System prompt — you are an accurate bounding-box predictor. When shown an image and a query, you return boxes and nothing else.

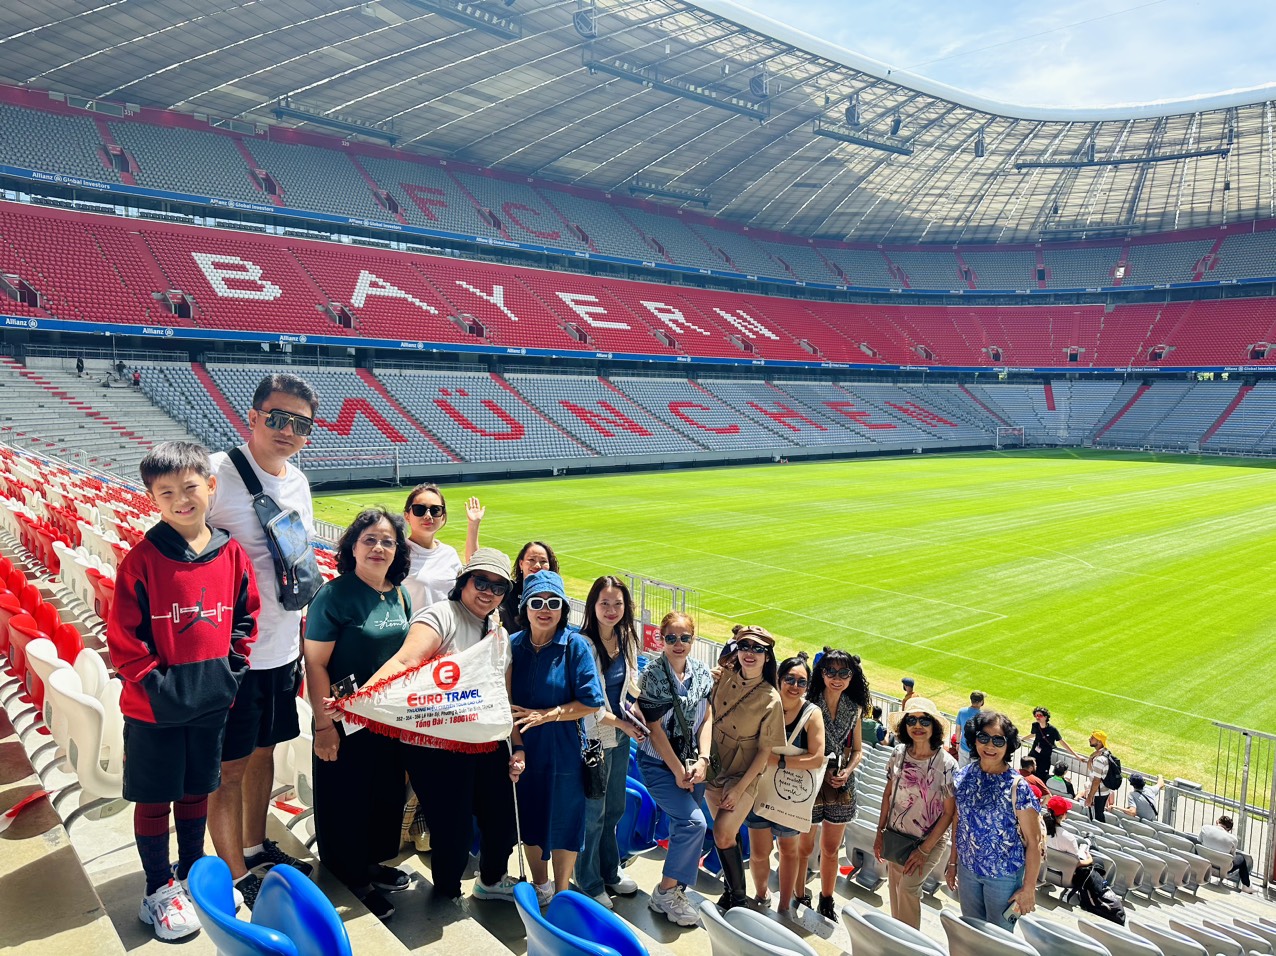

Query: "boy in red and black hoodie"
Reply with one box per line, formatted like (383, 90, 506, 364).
(107, 441, 259, 941)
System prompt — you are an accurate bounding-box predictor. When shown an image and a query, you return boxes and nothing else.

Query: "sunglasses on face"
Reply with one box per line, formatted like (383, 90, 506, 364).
(736, 640, 768, 655)
(256, 407, 313, 437)
(975, 731, 1008, 748)
(409, 503, 445, 518)
(358, 536, 397, 550)
(662, 633, 694, 645)
(526, 597, 564, 611)
(903, 715, 933, 728)
(469, 576, 510, 597)
(782, 675, 809, 689)
(824, 667, 852, 680)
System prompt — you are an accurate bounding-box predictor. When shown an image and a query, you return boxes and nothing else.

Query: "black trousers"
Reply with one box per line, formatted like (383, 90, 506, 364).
(312, 726, 405, 889)
(404, 744, 516, 898)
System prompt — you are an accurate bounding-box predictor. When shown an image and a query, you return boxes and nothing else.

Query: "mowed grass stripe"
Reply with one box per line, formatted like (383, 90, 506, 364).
(314, 449, 1276, 779)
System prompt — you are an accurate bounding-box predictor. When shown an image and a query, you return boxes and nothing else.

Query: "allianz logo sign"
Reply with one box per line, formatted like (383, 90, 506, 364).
(3, 317, 37, 329)
(140, 326, 175, 337)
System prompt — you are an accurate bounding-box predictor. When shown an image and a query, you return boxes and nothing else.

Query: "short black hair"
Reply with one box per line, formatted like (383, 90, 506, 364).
(1034, 706, 1051, 721)
(1020, 756, 1036, 772)
(963, 711, 1020, 765)
(1052, 761, 1069, 777)
(335, 508, 409, 585)
(970, 690, 986, 705)
(139, 440, 212, 490)
(251, 373, 320, 415)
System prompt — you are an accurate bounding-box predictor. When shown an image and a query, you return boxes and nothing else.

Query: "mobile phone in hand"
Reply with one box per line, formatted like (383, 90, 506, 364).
(330, 674, 359, 699)
(1002, 900, 1021, 924)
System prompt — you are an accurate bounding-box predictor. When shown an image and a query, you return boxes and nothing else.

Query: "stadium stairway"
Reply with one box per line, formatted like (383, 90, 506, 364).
(0, 359, 204, 476)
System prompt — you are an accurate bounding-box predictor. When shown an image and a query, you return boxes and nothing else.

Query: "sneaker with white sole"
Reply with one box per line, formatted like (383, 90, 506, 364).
(605, 868, 639, 895)
(592, 891, 614, 909)
(649, 884, 699, 927)
(472, 874, 520, 901)
(139, 881, 202, 941)
(244, 839, 313, 877)
(534, 880, 555, 907)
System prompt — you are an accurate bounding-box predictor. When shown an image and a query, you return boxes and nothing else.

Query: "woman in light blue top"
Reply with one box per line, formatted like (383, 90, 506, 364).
(946, 711, 1041, 932)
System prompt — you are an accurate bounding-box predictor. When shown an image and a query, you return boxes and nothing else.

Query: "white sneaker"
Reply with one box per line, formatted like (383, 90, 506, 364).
(605, 867, 639, 895)
(535, 880, 555, 907)
(592, 891, 614, 909)
(139, 881, 202, 941)
(1241, 884, 1257, 894)
(649, 884, 699, 927)
(472, 874, 519, 901)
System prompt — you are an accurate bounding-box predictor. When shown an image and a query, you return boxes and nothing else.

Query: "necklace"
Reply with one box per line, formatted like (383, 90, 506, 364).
(529, 632, 554, 649)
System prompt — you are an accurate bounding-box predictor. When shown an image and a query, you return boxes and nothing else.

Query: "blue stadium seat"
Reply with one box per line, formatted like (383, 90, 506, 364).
(618, 781, 659, 859)
(187, 856, 296, 956)
(514, 883, 648, 956)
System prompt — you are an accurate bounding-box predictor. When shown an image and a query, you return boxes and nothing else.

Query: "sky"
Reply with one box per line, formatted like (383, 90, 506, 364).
(734, 0, 1276, 109)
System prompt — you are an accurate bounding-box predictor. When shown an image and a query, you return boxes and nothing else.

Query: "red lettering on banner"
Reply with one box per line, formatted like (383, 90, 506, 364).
(435, 397, 526, 440)
(316, 398, 408, 443)
(434, 660, 461, 691)
(560, 400, 652, 437)
(822, 401, 896, 430)
(885, 402, 956, 427)
(668, 401, 740, 435)
(502, 202, 561, 241)
(746, 402, 826, 433)
(401, 184, 450, 222)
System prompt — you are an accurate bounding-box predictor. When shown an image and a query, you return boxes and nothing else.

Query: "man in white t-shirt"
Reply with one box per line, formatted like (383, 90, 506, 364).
(207, 373, 319, 906)
(1084, 730, 1113, 822)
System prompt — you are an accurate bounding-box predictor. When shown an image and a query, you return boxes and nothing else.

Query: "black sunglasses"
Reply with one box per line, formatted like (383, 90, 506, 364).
(255, 407, 313, 437)
(782, 675, 809, 689)
(736, 640, 768, 654)
(470, 576, 510, 597)
(975, 731, 1008, 748)
(824, 667, 852, 680)
(903, 715, 933, 728)
(662, 633, 694, 645)
(409, 503, 445, 518)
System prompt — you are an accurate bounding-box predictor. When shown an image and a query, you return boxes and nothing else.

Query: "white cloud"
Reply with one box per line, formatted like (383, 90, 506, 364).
(734, 0, 1276, 108)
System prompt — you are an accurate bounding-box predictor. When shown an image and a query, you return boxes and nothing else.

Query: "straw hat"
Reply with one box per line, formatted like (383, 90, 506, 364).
(887, 696, 948, 738)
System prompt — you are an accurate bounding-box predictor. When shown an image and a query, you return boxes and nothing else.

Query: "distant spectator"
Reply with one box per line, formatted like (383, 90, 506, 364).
(1019, 757, 1047, 798)
(1027, 707, 1076, 778)
(115, 358, 126, 379)
(955, 691, 985, 766)
(133, 368, 142, 388)
(1043, 796, 1091, 864)
(75, 354, 84, 377)
(862, 704, 885, 749)
(1199, 815, 1255, 893)
(1046, 761, 1076, 799)
(1084, 731, 1114, 822)
(900, 677, 916, 707)
(1115, 773, 1163, 821)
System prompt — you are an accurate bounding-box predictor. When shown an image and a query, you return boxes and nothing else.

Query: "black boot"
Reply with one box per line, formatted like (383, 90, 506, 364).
(717, 840, 749, 911)
(817, 893, 836, 920)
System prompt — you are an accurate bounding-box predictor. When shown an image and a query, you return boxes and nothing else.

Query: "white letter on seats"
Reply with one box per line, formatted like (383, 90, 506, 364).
(350, 270, 437, 314)
(191, 253, 282, 301)
(714, 307, 778, 340)
(639, 300, 709, 336)
(555, 292, 630, 329)
(454, 280, 521, 322)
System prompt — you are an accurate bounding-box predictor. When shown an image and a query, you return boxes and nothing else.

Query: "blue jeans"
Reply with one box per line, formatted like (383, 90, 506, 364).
(638, 752, 706, 887)
(574, 742, 630, 896)
(957, 865, 1024, 932)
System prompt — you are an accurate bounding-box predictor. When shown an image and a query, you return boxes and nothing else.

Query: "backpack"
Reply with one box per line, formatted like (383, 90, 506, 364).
(1101, 750, 1123, 791)
(1071, 862, 1126, 925)
(228, 448, 322, 611)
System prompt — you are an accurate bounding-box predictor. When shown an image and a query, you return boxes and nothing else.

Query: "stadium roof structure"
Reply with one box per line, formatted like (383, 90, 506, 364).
(3, 0, 1275, 245)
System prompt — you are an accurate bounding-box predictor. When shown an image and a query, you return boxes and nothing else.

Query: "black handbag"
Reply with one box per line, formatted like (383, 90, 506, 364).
(580, 724, 606, 800)
(881, 827, 925, 865)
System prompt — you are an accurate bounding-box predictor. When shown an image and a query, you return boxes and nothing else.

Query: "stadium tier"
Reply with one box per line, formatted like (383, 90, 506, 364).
(9, 201, 1276, 368)
(2, 93, 1276, 296)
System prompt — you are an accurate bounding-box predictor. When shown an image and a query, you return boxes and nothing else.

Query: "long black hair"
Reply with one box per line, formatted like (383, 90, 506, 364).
(580, 575, 638, 670)
(335, 508, 410, 585)
(807, 647, 871, 711)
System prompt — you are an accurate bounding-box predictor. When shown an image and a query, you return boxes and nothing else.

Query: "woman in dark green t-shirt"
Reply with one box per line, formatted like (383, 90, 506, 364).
(302, 508, 412, 921)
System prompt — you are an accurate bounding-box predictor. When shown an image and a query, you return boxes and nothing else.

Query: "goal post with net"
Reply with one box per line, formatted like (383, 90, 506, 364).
(995, 426, 1025, 449)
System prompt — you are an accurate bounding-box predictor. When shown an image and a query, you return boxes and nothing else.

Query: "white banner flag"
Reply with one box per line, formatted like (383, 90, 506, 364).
(336, 632, 511, 752)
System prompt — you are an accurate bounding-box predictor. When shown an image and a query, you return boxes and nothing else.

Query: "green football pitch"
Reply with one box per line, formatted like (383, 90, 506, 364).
(314, 448, 1276, 781)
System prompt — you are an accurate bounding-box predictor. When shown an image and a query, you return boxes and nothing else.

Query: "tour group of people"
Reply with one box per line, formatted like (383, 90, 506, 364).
(104, 372, 1248, 944)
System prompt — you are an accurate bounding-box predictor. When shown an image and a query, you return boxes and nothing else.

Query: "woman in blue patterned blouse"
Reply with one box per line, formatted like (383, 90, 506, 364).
(945, 711, 1041, 931)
